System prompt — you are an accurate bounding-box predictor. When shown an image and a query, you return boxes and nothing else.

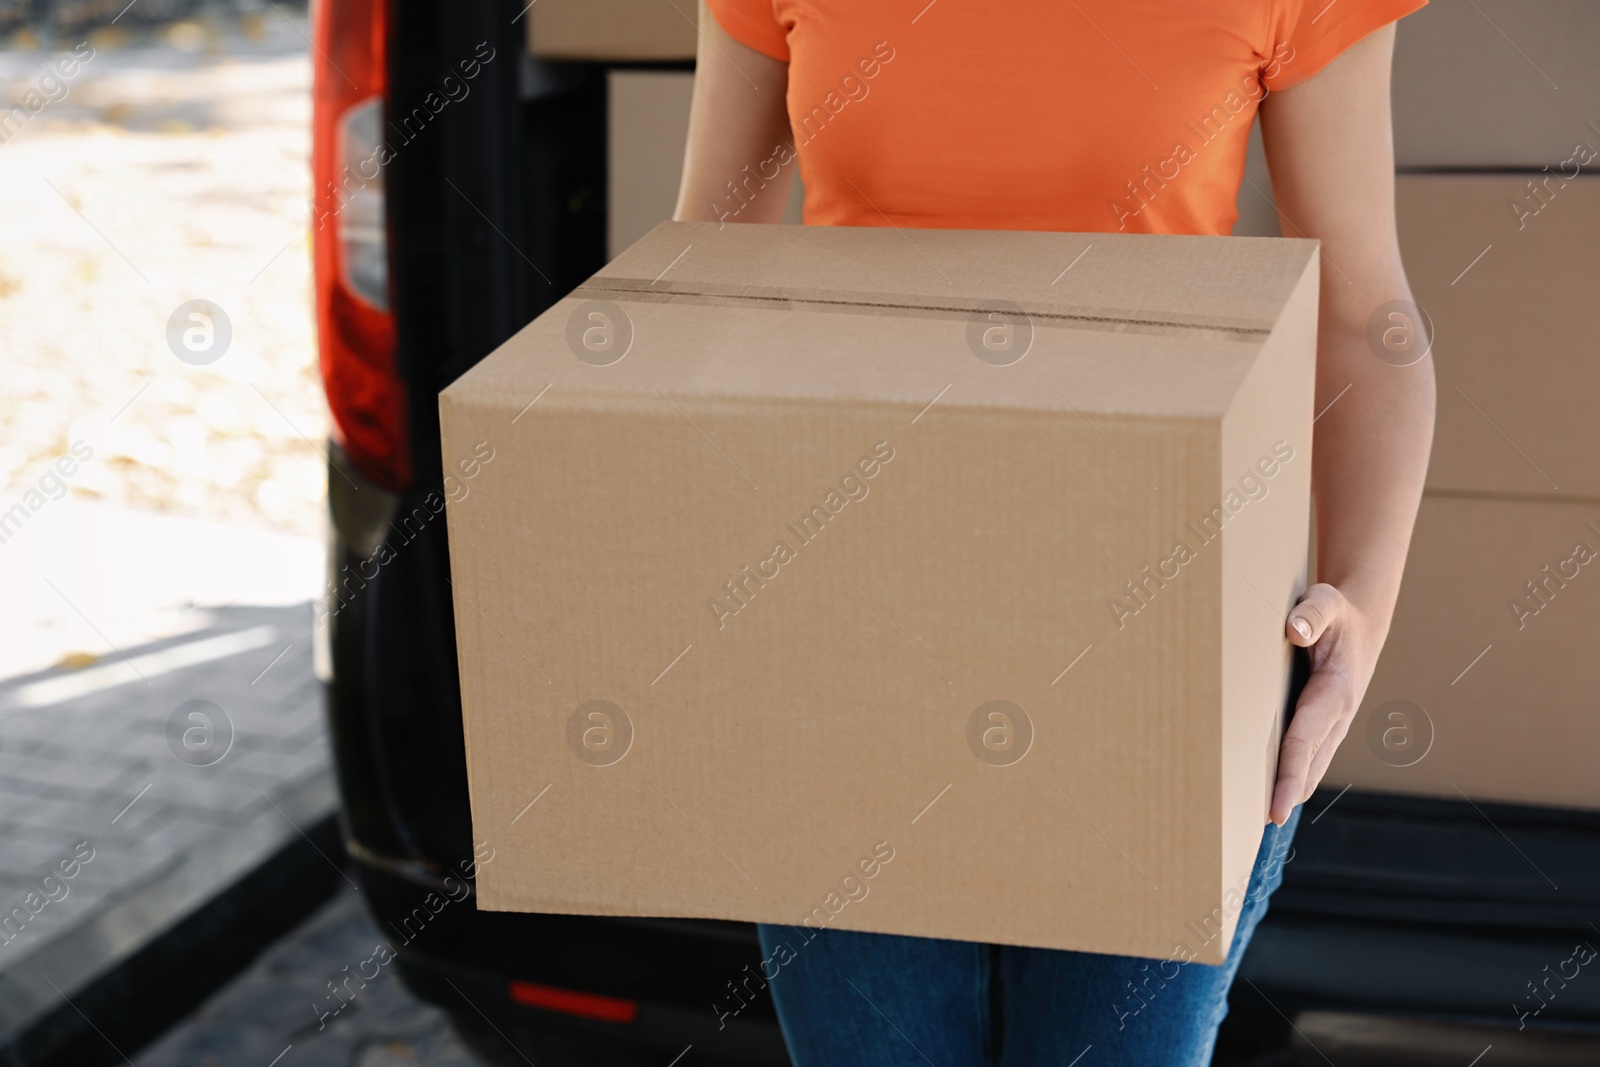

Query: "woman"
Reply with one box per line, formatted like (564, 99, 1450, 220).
(674, 1, 1435, 1062)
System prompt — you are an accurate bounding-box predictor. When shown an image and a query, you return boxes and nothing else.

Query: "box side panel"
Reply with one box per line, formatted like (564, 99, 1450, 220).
(1392, 2, 1600, 169)
(452, 382, 1227, 959)
(1398, 175, 1600, 498)
(528, 0, 697, 61)
(607, 71, 694, 259)
(437, 390, 498, 861)
(1327, 496, 1600, 809)
(1219, 253, 1319, 940)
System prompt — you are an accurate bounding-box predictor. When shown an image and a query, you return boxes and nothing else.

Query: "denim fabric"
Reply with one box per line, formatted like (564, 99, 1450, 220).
(756, 807, 1302, 1067)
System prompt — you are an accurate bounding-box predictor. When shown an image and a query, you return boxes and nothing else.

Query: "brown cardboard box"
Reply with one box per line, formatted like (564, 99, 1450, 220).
(1328, 495, 1600, 811)
(440, 221, 1319, 961)
(608, 71, 695, 258)
(1396, 175, 1600, 498)
(607, 71, 805, 258)
(1231, 122, 1280, 239)
(1393, 1, 1600, 168)
(525, 0, 697, 61)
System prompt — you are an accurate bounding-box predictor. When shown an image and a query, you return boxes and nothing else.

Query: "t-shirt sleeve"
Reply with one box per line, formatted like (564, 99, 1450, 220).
(705, 0, 790, 62)
(1263, 0, 1426, 92)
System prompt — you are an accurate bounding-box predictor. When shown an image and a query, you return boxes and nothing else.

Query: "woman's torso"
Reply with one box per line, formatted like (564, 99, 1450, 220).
(709, 0, 1329, 235)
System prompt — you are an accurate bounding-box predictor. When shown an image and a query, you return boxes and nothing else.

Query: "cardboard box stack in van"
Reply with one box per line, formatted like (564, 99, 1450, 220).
(605, 70, 805, 258)
(1323, 176, 1600, 810)
(607, 71, 695, 258)
(524, 0, 697, 61)
(1324, 0, 1600, 810)
(440, 221, 1320, 960)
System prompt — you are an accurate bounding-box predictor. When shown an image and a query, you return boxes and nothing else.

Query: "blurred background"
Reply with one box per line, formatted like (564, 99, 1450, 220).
(0, 1, 1596, 1065)
(0, 0, 321, 675)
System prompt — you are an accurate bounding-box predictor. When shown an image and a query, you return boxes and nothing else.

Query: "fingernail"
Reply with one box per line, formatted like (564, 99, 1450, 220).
(1291, 617, 1312, 639)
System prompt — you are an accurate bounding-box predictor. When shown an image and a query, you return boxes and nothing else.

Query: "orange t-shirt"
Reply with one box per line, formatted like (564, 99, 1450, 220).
(705, 0, 1424, 235)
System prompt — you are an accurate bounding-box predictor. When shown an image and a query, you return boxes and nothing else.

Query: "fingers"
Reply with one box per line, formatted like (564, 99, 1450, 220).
(1269, 662, 1351, 825)
(1271, 730, 1320, 825)
(1303, 710, 1355, 803)
(1286, 582, 1344, 647)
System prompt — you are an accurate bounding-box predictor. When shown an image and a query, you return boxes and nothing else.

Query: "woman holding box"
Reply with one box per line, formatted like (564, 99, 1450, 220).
(676, 0, 1435, 1062)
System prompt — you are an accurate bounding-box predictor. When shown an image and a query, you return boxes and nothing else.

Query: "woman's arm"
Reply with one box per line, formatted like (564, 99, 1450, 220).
(674, 1, 794, 224)
(1259, 23, 1437, 825)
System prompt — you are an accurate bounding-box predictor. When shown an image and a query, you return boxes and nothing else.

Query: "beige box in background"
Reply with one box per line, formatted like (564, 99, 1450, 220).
(1397, 175, 1600, 498)
(440, 222, 1319, 961)
(607, 71, 696, 257)
(1392, 0, 1600, 168)
(1329, 497, 1600, 811)
(607, 70, 806, 257)
(1331, 175, 1600, 811)
(524, 0, 697, 61)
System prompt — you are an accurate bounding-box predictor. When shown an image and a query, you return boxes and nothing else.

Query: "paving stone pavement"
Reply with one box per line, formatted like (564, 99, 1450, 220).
(139, 884, 486, 1067)
(0, 601, 332, 1036)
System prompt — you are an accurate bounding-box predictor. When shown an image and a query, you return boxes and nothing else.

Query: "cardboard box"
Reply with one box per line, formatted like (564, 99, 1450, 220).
(607, 70, 806, 258)
(525, 0, 697, 61)
(1328, 495, 1600, 811)
(441, 221, 1319, 961)
(1231, 121, 1280, 239)
(1396, 175, 1600, 498)
(608, 71, 696, 258)
(1393, 1, 1600, 168)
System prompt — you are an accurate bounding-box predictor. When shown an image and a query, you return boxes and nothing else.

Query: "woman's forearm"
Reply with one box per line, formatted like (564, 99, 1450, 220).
(1311, 283, 1436, 641)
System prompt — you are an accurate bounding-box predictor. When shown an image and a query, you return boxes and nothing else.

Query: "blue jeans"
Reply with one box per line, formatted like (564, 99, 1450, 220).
(756, 807, 1301, 1067)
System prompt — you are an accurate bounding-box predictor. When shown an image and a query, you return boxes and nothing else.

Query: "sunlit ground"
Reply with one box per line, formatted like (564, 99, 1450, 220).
(0, 9, 324, 676)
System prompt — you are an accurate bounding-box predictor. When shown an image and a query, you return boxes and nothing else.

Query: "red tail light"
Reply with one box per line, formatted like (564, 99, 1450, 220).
(508, 980, 640, 1024)
(312, 0, 408, 490)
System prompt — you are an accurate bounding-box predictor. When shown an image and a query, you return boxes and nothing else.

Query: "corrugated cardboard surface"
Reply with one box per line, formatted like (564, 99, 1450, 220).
(441, 222, 1318, 961)
(1399, 175, 1600, 498)
(1393, 1, 1600, 168)
(525, 0, 697, 60)
(1329, 497, 1600, 810)
(1219, 268, 1318, 903)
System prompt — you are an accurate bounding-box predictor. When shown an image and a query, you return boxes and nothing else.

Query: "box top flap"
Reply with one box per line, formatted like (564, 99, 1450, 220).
(443, 222, 1318, 421)
(598, 221, 1316, 334)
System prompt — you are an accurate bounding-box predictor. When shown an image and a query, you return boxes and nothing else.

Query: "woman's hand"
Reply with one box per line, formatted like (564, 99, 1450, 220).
(1271, 583, 1382, 825)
